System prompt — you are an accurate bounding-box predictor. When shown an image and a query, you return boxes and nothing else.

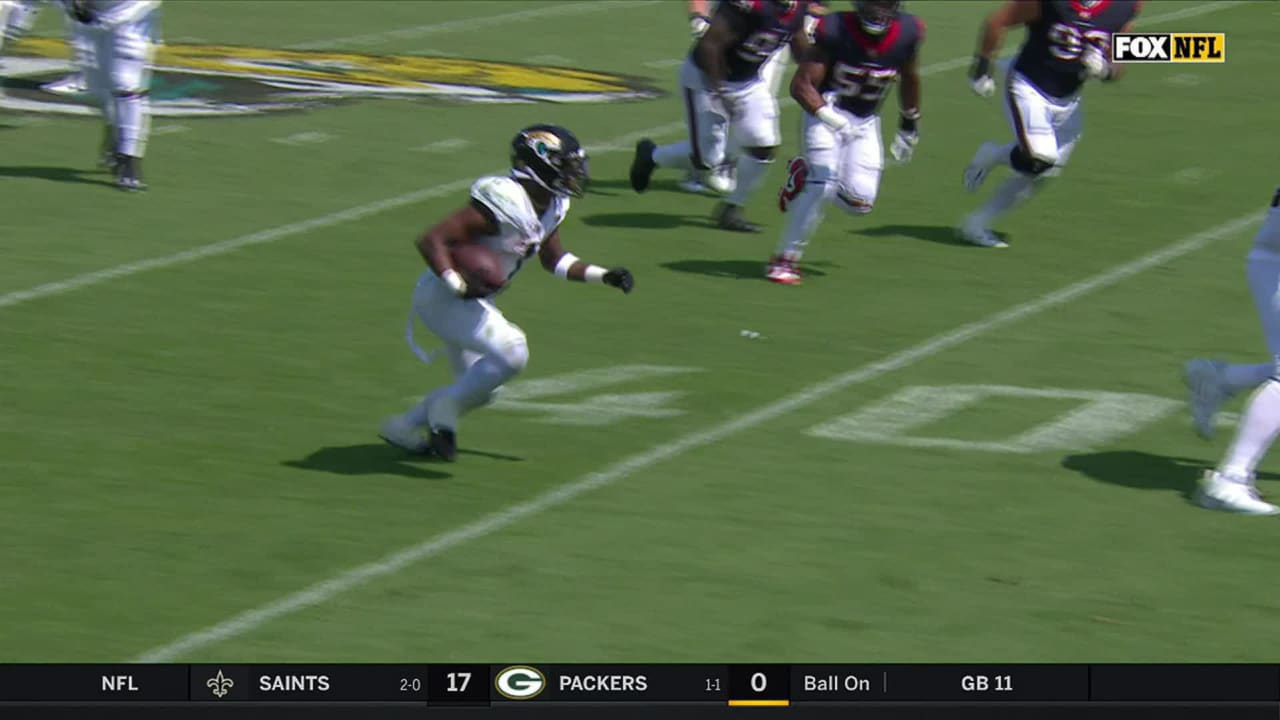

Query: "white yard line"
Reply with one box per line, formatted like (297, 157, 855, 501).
(133, 210, 1264, 663)
(271, 131, 336, 147)
(286, 1, 660, 51)
(0, 1, 1244, 313)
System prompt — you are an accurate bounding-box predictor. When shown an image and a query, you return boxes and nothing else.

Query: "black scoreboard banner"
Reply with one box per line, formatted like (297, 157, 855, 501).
(0, 664, 1277, 704)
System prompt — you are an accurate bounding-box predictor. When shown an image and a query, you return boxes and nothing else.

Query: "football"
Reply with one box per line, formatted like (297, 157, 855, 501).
(450, 242, 507, 298)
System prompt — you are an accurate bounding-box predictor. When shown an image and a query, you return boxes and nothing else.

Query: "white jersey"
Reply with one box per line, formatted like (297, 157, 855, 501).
(64, 0, 159, 26)
(1249, 187, 1280, 260)
(469, 175, 569, 281)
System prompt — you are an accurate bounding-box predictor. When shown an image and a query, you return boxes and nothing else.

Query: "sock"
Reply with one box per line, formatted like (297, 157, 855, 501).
(726, 155, 770, 208)
(113, 92, 149, 158)
(775, 179, 834, 260)
(652, 140, 694, 170)
(997, 141, 1018, 169)
(1224, 363, 1273, 395)
(1219, 379, 1280, 480)
(971, 173, 1039, 227)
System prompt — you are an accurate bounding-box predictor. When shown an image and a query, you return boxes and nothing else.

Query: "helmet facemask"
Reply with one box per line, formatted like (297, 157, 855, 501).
(855, 0, 901, 35)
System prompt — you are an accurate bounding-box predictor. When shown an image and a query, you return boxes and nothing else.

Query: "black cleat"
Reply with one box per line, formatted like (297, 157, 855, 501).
(629, 139, 656, 193)
(115, 154, 147, 192)
(714, 202, 760, 233)
(429, 427, 457, 462)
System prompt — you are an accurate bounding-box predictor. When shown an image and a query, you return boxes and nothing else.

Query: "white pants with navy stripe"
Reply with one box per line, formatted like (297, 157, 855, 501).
(677, 56, 781, 169)
(1004, 71, 1083, 176)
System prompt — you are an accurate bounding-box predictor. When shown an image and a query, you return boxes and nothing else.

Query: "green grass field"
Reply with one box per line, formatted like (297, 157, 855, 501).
(2, 0, 1279, 664)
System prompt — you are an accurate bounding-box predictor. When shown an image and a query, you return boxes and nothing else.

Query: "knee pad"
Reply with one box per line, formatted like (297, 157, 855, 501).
(1010, 145, 1056, 176)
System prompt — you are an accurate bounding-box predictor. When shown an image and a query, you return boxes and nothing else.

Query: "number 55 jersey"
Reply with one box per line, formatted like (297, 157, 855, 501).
(816, 9, 924, 119)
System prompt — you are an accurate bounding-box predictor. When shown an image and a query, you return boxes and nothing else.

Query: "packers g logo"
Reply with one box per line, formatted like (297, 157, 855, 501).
(0, 38, 662, 117)
(495, 666, 546, 700)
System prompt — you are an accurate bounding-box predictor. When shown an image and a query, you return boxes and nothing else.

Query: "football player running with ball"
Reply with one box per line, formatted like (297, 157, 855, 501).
(768, 0, 923, 285)
(381, 125, 634, 461)
(630, 0, 813, 233)
(1184, 188, 1280, 515)
(958, 0, 1140, 248)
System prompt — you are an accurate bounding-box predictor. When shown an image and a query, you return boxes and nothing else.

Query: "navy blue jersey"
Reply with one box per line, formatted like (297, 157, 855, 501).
(1013, 0, 1140, 98)
(693, 0, 809, 83)
(816, 10, 924, 118)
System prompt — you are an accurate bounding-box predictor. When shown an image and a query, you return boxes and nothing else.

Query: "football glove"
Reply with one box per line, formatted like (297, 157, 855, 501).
(969, 56, 995, 98)
(1082, 43, 1111, 80)
(604, 267, 634, 294)
(890, 108, 919, 163)
(889, 130, 918, 164)
(815, 106, 857, 144)
(440, 269, 469, 298)
(690, 13, 711, 37)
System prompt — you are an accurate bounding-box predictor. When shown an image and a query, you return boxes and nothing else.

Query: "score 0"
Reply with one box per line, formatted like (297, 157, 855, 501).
(728, 666, 790, 707)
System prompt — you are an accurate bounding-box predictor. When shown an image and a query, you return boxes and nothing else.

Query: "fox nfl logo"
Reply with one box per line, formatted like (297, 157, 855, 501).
(1111, 33, 1225, 63)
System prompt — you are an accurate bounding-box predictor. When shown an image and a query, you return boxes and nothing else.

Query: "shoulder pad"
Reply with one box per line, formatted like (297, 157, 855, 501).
(470, 176, 538, 235)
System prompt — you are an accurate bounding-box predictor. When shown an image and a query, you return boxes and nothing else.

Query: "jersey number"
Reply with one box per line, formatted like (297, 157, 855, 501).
(1048, 23, 1112, 61)
(831, 64, 898, 102)
(738, 30, 785, 62)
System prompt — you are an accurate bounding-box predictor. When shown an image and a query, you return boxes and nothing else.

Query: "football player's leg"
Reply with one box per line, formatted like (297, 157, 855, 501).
(417, 302, 526, 423)
(657, 86, 727, 171)
(81, 24, 117, 157)
(109, 14, 158, 190)
(1198, 253, 1280, 514)
(716, 84, 779, 233)
(831, 117, 882, 217)
(1187, 216, 1280, 439)
(960, 78, 1058, 248)
(394, 278, 529, 459)
(770, 115, 838, 283)
(43, 11, 91, 95)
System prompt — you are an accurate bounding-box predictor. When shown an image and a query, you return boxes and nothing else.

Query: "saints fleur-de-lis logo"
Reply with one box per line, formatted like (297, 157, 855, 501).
(206, 670, 234, 699)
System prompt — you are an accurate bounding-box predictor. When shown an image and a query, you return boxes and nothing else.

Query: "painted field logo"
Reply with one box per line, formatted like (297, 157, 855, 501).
(0, 37, 661, 117)
(1111, 33, 1225, 63)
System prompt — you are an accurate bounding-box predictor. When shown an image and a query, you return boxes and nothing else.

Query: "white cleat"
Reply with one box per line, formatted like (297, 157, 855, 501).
(1184, 358, 1230, 439)
(379, 414, 429, 454)
(1194, 471, 1279, 516)
(41, 73, 86, 95)
(956, 217, 1009, 248)
(963, 141, 1004, 193)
